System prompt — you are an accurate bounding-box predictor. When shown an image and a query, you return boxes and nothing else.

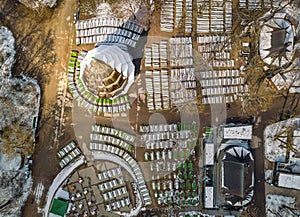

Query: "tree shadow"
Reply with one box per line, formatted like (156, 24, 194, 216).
(0, 0, 57, 89)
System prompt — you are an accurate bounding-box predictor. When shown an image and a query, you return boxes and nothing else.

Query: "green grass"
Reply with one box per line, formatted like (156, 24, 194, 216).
(69, 57, 77, 63)
(71, 50, 78, 57)
(68, 62, 75, 67)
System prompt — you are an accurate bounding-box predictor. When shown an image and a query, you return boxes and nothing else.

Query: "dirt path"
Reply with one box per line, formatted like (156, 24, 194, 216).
(22, 0, 77, 216)
(43, 1, 76, 103)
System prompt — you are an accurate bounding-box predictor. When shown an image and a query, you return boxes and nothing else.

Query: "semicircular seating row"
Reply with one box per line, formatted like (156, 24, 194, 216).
(89, 133, 152, 206)
(75, 17, 143, 47)
(90, 124, 135, 152)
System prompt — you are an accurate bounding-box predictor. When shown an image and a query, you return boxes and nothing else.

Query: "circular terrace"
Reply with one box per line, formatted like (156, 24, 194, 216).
(79, 44, 135, 99)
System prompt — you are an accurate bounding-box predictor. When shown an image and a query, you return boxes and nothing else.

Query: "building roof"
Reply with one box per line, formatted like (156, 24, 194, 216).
(270, 73, 288, 90)
(50, 198, 69, 217)
(277, 172, 300, 190)
(79, 44, 135, 99)
(223, 125, 252, 140)
(205, 143, 214, 165)
(293, 129, 300, 137)
(284, 66, 300, 93)
(223, 161, 245, 197)
(221, 146, 254, 198)
(270, 28, 286, 51)
(204, 186, 214, 208)
(259, 12, 295, 67)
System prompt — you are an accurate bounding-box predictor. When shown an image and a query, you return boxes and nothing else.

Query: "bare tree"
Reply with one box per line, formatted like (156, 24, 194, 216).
(0, 125, 34, 156)
(0, 0, 56, 86)
(12, 28, 56, 85)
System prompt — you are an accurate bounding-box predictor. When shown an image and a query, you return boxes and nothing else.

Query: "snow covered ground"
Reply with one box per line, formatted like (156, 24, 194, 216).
(264, 118, 300, 162)
(18, 0, 57, 9)
(266, 194, 298, 217)
(81, 1, 150, 30)
(0, 170, 33, 217)
(0, 26, 41, 217)
(0, 77, 40, 133)
(34, 182, 45, 206)
(0, 26, 14, 78)
(265, 169, 273, 184)
(179, 211, 214, 217)
(95, 3, 113, 17)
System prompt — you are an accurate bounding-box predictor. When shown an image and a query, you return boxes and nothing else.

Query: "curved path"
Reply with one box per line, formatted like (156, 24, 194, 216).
(22, 0, 79, 215)
(43, 156, 85, 217)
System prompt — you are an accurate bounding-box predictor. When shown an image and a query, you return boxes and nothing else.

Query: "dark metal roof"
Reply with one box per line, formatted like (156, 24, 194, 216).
(222, 146, 254, 199)
(223, 161, 245, 197)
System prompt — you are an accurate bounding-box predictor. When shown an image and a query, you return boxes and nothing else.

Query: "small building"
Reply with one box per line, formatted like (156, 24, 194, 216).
(223, 125, 252, 140)
(50, 198, 69, 217)
(204, 143, 215, 166)
(204, 186, 214, 209)
(277, 172, 300, 190)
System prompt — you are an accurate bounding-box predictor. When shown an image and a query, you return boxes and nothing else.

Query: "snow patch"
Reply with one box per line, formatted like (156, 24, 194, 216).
(0, 26, 15, 78)
(34, 182, 44, 205)
(0, 170, 33, 217)
(0, 154, 22, 171)
(264, 118, 300, 162)
(266, 194, 297, 217)
(265, 169, 273, 184)
(0, 77, 40, 132)
(95, 3, 113, 17)
(18, 0, 57, 9)
(0, 26, 40, 217)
